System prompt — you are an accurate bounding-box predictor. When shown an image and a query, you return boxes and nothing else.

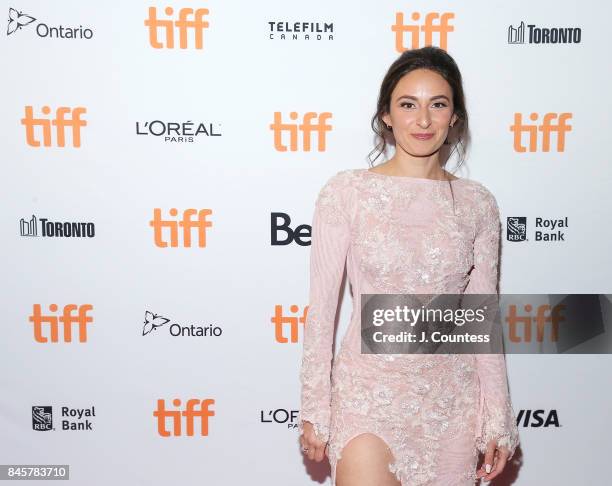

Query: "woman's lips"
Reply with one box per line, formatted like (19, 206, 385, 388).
(411, 133, 434, 140)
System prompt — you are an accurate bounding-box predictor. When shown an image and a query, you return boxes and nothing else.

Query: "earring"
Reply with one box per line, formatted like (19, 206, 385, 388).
(385, 123, 392, 130)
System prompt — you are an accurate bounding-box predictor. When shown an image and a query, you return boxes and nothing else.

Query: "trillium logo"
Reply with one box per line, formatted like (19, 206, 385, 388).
(142, 311, 170, 336)
(141, 310, 223, 338)
(6, 8, 94, 39)
(7, 7, 36, 35)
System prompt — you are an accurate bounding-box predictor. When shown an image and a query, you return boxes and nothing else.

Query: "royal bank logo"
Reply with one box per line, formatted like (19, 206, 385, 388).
(32, 406, 96, 431)
(267, 20, 334, 41)
(508, 21, 581, 44)
(507, 217, 568, 242)
(506, 217, 526, 242)
(7, 7, 94, 39)
(32, 406, 53, 431)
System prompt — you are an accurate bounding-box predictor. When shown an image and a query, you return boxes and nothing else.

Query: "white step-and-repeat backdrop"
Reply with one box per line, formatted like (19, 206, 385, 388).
(2, 1, 610, 484)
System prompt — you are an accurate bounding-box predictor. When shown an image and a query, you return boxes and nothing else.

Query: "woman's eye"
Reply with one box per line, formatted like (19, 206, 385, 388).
(400, 102, 447, 108)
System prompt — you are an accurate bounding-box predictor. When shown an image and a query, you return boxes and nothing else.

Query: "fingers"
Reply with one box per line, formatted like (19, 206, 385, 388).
(300, 431, 328, 463)
(476, 439, 497, 479)
(483, 447, 509, 482)
(313, 441, 326, 462)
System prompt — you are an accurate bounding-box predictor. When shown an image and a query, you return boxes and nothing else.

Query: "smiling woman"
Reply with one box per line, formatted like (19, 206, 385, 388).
(369, 47, 469, 181)
(298, 46, 519, 486)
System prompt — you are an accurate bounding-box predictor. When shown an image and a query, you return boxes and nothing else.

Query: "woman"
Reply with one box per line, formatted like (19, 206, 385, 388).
(298, 46, 520, 486)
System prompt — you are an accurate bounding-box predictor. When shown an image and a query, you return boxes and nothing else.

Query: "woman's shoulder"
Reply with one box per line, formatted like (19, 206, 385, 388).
(322, 168, 363, 185)
(317, 168, 363, 196)
(459, 178, 501, 227)
(460, 177, 498, 204)
(314, 169, 362, 223)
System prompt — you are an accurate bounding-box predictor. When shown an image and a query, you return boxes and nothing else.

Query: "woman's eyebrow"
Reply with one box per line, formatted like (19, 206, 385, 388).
(396, 94, 450, 102)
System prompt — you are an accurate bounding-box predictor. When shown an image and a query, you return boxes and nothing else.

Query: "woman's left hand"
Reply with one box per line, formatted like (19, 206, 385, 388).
(476, 438, 510, 482)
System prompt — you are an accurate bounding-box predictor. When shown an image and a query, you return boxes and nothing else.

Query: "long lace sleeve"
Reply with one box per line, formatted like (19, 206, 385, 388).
(297, 171, 352, 444)
(465, 185, 520, 459)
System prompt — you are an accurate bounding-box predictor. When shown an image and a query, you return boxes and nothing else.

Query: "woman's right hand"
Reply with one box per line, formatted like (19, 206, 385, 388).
(300, 421, 328, 462)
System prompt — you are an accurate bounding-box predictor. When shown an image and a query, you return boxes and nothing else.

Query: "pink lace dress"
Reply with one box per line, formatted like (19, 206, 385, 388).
(298, 168, 519, 485)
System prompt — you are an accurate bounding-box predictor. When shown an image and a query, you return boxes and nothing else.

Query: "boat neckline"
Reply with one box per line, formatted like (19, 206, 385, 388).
(363, 168, 466, 183)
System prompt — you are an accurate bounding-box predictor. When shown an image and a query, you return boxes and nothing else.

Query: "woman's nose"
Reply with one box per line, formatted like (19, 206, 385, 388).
(416, 109, 432, 128)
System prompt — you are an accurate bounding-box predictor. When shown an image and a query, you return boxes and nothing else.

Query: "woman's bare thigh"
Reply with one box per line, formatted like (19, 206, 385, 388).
(335, 433, 401, 486)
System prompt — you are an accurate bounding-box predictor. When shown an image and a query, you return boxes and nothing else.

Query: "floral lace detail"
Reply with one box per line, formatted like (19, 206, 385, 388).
(475, 399, 520, 459)
(298, 171, 355, 444)
(352, 173, 476, 295)
(327, 350, 481, 485)
(298, 169, 520, 485)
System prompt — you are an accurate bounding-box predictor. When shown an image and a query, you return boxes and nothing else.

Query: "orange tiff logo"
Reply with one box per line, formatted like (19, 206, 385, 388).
(270, 112, 332, 152)
(271, 304, 308, 343)
(391, 12, 454, 52)
(510, 113, 573, 152)
(153, 398, 215, 436)
(150, 208, 213, 247)
(21, 106, 87, 148)
(145, 7, 210, 49)
(506, 304, 565, 342)
(29, 304, 93, 343)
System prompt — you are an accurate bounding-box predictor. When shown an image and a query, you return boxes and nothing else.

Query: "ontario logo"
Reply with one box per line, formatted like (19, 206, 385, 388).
(7, 7, 94, 39)
(142, 310, 222, 337)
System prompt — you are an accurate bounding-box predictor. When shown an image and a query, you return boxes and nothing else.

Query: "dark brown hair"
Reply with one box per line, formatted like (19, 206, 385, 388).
(368, 46, 470, 176)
